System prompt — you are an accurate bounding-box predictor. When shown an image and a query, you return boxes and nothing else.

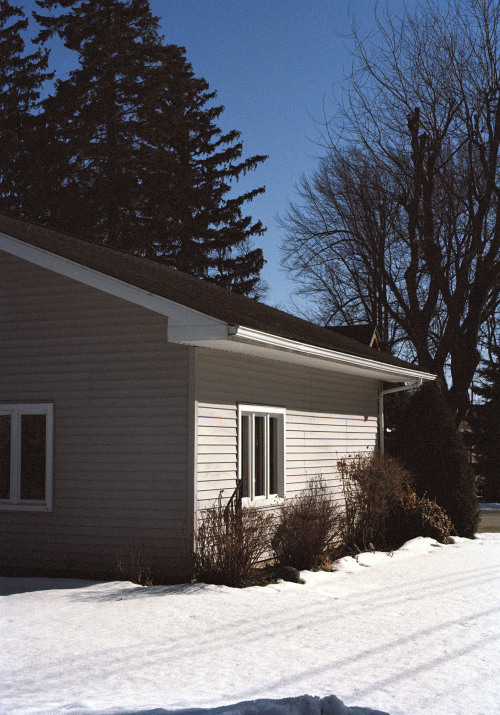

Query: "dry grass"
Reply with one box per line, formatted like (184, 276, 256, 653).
(116, 545, 153, 586)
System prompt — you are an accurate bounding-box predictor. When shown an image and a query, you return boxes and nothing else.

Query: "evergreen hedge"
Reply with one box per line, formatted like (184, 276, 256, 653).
(387, 381, 478, 538)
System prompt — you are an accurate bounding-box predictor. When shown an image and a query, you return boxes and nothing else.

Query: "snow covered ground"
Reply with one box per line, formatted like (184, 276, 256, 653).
(1, 535, 499, 715)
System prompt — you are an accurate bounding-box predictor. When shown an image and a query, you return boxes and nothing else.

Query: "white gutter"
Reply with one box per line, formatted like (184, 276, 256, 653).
(378, 378, 429, 453)
(231, 326, 436, 382)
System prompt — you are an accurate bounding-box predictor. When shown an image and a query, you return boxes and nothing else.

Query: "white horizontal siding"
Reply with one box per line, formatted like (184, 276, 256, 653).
(0, 250, 190, 580)
(195, 347, 379, 510)
(196, 401, 238, 507)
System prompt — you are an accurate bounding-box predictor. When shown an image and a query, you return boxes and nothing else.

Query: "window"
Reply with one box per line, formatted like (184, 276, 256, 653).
(0, 404, 53, 511)
(238, 405, 285, 501)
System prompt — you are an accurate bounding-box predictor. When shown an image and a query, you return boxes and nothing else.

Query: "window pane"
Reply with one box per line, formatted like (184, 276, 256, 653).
(20, 415, 46, 501)
(241, 415, 250, 498)
(0, 415, 11, 499)
(254, 416, 265, 497)
(269, 416, 279, 494)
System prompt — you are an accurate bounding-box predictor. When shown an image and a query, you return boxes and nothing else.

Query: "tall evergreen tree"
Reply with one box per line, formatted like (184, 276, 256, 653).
(388, 381, 479, 538)
(470, 347, 500, 502)
(139, 44, 267, 294)
(0, 0, 51, 219)
(34, 0, 267, 295)
(34, 0, 164, 247)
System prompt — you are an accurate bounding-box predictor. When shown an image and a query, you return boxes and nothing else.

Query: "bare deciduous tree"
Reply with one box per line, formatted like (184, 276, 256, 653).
(281, 0, 500, 424)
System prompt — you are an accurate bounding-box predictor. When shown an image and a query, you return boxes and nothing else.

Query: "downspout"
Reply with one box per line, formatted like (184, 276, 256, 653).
(378, 378, 422, 454)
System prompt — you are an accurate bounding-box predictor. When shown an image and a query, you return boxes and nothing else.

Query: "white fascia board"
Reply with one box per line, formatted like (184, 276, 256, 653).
(0, 232, 229, 339)
(167, 323, 230, 341)
(230, 326, 436, 382)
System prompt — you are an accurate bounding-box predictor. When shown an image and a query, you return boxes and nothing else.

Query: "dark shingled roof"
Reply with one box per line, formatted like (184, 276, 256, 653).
(327, 324, 380, 347)
(0, 213, 426, 374)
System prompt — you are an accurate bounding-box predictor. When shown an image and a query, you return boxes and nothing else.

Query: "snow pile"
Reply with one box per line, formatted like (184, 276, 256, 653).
(101, 693, 388, 714)
(1, 535, 499, 715)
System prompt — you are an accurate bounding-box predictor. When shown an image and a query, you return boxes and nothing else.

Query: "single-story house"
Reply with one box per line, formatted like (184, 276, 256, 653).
(0, 214, 435, 581)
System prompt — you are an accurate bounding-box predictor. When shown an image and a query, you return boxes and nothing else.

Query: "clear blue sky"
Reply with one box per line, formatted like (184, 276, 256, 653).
(22, 0, 418, 312)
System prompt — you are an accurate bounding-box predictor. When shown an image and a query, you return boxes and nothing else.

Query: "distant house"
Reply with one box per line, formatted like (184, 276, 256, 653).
(0, 215, 435, 581)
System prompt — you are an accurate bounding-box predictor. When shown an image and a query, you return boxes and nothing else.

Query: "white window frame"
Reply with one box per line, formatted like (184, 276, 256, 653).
(0, 403, 54, 512)
(237, 404, 286, 503)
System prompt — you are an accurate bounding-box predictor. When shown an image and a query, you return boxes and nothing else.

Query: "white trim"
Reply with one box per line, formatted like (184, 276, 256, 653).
(187, 346, 198, 534)
(168, 324, 230, 342)
(237, 404, 286, 503)
(230, 326, 436, 383)
(0, 232, 229, 340)
(0, 403, 54, 512)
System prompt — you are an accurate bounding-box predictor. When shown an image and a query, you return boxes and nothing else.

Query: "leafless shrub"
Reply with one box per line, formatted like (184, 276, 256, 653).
(338, 452, 411, 552)
(272, 476, 341, 570)
(193, 494, 275, 588)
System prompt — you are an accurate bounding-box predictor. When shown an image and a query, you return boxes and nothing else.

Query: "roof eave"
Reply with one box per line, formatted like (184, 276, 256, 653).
(1, 229, 436, 383)
(181, 325, 436, 383)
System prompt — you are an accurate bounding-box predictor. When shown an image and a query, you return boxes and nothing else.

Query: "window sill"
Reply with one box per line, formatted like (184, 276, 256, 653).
(242, 495, 285, 508)
(0, 503, 52, 512)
